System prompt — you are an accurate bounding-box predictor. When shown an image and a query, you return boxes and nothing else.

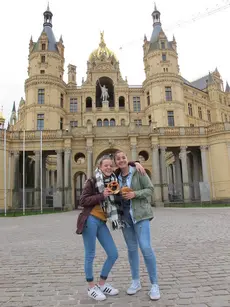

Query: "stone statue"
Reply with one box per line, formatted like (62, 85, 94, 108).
(97, 79, 109, 102)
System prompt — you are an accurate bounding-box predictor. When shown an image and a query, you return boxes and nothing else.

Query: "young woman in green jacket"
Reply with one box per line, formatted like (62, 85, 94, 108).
(114, 150, 160, 301)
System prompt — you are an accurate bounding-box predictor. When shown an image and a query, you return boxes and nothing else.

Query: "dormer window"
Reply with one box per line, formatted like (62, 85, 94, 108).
(161, 41, 165, 49)
(42, 43, 46, 51)
(41, 55, 46, 63)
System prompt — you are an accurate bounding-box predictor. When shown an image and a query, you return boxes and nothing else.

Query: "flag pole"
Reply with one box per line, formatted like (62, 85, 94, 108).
(40, 130, 43, 214)
(22, 130, 25, 215)
(4, 128, 7, 217)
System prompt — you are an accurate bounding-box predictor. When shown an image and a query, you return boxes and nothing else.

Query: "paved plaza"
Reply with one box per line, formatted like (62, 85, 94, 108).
(0, 208, 230, 307)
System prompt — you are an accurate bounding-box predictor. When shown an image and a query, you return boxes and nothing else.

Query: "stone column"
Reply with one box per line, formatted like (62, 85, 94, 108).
(64, 148, 72, 210)
(87, 147, 93, 178)
(42, 156, 46, 207)
(51, 170, 55, 188)
(160, 146, 168, 202)
(12, 151, 20, 208)
(131, 144, 137, 161)
(180, 146, 190, 202)
(192, 152, 200, 200)
(8, 151, 12, 207)
(56, 150, 63, 208)
(34, 151, 40, 208)
(152, 145, 162, 205)
(200, 146, 209, 182)
(46, 170, 50, 189)
(174, 151, 182, 199)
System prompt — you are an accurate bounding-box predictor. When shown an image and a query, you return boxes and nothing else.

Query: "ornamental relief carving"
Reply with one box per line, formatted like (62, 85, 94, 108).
(95, 63, 113, 71)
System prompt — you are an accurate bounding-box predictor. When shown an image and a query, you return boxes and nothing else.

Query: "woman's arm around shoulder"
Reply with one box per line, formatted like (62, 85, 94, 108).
(79, 178, 105, 208)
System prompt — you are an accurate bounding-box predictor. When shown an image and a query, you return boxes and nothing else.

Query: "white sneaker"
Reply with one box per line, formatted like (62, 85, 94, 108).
(88, 286, 106, 301)
(149, 284, 160, 300)
(99, 283, 119, 296)
(127, 280, 142, 295)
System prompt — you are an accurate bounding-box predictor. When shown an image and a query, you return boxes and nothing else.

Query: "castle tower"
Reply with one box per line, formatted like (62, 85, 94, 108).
(143, 4, 185, 127)
(24, 4, 66, 130)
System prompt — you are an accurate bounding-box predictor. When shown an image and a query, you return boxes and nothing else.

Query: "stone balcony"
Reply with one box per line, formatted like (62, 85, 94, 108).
(1, 122, 230, 141)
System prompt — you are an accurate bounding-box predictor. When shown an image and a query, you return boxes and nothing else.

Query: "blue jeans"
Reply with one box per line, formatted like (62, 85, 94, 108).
(82, 215, 118, 282)
(122, 215, 158, 284)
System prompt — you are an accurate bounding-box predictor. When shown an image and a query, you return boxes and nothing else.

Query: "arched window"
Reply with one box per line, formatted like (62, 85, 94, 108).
(121, 119, 125, 126)
(119, 96, 125, 108)
(110, 118, 116, 126)
(86, 97, 92, 109)
(97, 119, 102, 127)
(103, 119, 109, 126)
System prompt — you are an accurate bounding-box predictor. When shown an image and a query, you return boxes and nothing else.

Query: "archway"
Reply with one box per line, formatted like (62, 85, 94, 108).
(74, 171, 87, 209)
(96, 76, 114, 108)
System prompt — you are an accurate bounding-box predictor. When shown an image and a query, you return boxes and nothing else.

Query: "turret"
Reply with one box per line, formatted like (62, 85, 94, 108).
(68, 64, 77, 85)
(27, 4, 64, 79)
(143, 4, 179, 78)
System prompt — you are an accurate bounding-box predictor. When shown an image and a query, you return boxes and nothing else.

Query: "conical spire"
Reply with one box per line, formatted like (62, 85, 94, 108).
(226, 82, 230, 93)
(12, 101, 16, 112)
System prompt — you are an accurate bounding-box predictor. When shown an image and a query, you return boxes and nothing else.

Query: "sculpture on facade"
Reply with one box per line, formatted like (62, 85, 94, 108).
(97, 79, 109, 102)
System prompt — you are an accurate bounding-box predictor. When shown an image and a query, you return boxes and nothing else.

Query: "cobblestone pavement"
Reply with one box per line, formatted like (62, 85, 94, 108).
(1, 208, 230, 307)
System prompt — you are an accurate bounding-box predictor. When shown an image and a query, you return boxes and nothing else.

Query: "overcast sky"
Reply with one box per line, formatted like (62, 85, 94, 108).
(1, 0, 230, 124)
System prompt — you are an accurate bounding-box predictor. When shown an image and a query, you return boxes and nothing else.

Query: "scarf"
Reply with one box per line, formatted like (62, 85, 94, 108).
(95, 168, 123, 230)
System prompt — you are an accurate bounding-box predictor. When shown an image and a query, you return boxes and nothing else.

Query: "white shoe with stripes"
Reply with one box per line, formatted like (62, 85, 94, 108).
(99, 283, 119, 296)
(88, 286, 106, 301)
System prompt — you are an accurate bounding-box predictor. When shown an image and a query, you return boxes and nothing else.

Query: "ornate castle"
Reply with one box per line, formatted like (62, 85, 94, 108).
(0, 4, 230, 210)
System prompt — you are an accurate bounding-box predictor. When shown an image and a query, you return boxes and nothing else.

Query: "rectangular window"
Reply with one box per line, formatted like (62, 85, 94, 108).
(198, 106, 202, 119)
(134, 119, 142, 126)
(38, 89, 45, 104)
(133, 96, 141, 112)
(190, 124, 195, 127)
(70, 98, 78, 112)
(42, 43, 46, 50)
(70, 121, 78, 127)
(207, 110, 211, 122)
(37, 114, 44, 130)
(40, 70, 45, 74)
(225, 114, 228, 122)
(41, 55, 46, 63)
(162, 53, 167, 61)
(161, 41, 165, 49)
(167, 111, 174, 126)
(165, 87, 172, 101)
(60, 93, 64, 108)
(147, 92, 150, 106)
(60, 117, 63, 130)
(188, 103, 193, 116)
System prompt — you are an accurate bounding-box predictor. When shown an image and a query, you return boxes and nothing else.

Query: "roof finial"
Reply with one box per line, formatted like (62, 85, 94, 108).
(154, 2, 157, 11)
(47, 2, 50, 11)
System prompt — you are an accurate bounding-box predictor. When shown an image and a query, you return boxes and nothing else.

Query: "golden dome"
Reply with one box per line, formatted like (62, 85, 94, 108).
(89, 32, 117, 61)
(0, 107, 5, 121)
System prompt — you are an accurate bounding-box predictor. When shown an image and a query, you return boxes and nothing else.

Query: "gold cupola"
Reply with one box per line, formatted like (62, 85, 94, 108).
(89, 31, 117, 62)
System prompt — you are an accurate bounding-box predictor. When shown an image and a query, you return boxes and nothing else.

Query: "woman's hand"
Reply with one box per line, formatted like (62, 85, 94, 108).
(103, 187, 113, 198)
(135, 162, 146, 175)
(122, 191, 136, 200)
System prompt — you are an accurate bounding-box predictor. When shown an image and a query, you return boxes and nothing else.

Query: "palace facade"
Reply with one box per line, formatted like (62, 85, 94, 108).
(0, 4, 230, 210)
